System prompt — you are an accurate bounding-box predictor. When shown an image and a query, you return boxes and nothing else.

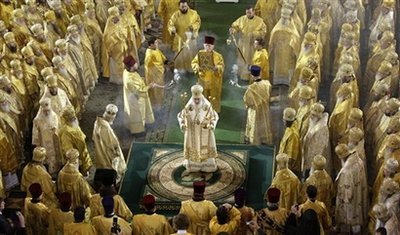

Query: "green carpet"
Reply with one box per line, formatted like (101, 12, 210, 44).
(119, 142, 275, 215)
(163, 0, 258, 143)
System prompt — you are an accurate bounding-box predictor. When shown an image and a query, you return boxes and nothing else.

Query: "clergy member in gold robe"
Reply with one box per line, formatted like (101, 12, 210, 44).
(191, 36, 224, 113)
(255, 0, 281, 43)
(83, 2, 103, 74)
(32, 98, 61, 176)
(39, 75, 72, 118)
(180, 181, 217, 235)
(269, 7, 300, 85)
(244, 65, 273, 145)
(93, 104, 126, 182)
(59, 106, 92, 175)
(21, 147, 58, 208)
(89, 176, 133, 222)
(334, 144, 368, 234)
(92, 196, 132, 235)
(300, 185, 332, 233)
(64, 206, 97, 235)
(229, 6, 267, 80)
(168, 0, 201, 71)
(48, 192, 74, 235)
(122, 55, 155, 134)
(328, 83, 354, 166)
(131, 195, 174, 234)
(102, 6, 135, 84)
(157, 0, 179, 46)
(209, 204, 241, 234)
(302, 103, 332, 177)
(144, 37, 167, 110)
(269, 153, 301, 210)
(24, 183, 51, 235)
(57, 148, 93, 208)
(257, 187, 289, 234)
(251, 38, 270, 81)
(303, 155, 335, 215)
(365, 31, 395, 93)
(279, 108, 301, 175)
(177, 84, 219, 173)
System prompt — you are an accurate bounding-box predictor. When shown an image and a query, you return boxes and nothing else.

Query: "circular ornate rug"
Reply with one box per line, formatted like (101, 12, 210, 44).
(145, 148, 248, 208)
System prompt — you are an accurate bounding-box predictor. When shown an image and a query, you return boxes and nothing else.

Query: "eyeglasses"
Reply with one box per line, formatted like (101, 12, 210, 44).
(107, 111, 116, 115)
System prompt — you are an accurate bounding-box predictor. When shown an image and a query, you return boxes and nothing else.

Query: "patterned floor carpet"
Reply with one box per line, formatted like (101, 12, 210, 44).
(119, 143, 274, 214)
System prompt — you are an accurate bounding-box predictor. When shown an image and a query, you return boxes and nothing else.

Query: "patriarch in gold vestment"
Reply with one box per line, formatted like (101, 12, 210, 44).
(177, 84, 219, 173)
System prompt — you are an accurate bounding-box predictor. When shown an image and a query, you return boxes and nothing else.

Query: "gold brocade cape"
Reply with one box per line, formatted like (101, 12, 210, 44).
(244, 80, 273, 145)
(270, 168, 301, 210)
(57, 163, 94, 208)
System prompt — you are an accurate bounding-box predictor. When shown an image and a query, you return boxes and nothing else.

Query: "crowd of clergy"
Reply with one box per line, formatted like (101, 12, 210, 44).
(0, 0, 400, 233)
